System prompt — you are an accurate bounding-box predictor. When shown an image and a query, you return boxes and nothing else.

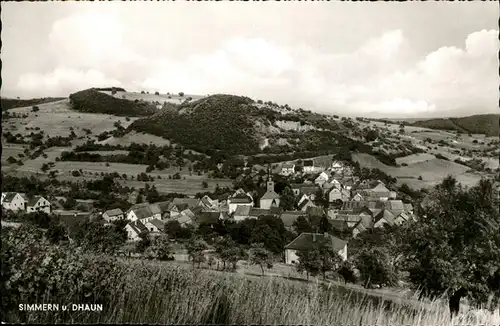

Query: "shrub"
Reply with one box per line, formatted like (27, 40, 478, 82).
(32, 106, 40, 112)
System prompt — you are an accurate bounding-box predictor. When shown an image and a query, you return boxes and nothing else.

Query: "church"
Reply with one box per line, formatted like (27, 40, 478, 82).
(259, 177, 281, 209)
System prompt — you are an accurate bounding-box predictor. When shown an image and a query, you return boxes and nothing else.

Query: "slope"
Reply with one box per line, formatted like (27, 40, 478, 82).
(412, 114, 499, 136)
(1, 97, 66, 111)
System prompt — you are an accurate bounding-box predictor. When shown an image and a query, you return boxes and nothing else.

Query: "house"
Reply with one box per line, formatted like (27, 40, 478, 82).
(330, 178, 343, 189)
(127, 203, 161, 223)
(124, 220, 149, 241)
(195, 211, 226, 226)
(144, 218, 165, 233)
(260, 179, 280, 210)
(281, 163, 296, 176)
(199, 195, 219, 210)
(298, 198, 315, 212)
(103, 208, 124, 222)
(228, 192, 254, 214)
(291, 184, 320, 199)
(233, 205, 252, 221)
(328, 187, 342, 202)
(373, 209, 396, 228)
(352, 193, 364, 202)
(331, 161, 344, 173)
(341, 189, 351, 202)
(1, 192, 27, 212)
(303, 160, 315, 173)
(314, 172, 330, 186)
(306, 206, 325, 218)
(280, 211, 305, 231)
(26, 196, 51, 214)
(284, 232, 347, 265)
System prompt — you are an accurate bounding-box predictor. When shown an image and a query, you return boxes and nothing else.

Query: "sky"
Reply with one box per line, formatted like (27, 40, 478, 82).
(1, 2, 498, 118)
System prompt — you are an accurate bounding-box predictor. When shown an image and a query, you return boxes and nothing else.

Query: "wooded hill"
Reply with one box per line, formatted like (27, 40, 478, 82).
(412, 114, 500, 136)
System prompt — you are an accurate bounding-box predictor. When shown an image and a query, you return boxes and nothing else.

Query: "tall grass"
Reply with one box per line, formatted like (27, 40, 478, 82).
(9, 258, 500, 325)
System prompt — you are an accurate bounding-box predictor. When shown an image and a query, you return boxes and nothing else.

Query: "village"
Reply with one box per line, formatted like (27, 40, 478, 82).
(1, 157, 416, 268)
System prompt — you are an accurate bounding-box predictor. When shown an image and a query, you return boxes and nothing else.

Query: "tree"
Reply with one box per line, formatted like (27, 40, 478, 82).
(296, 248, 321, 280)
(145, 235, 172, 260)
(32, 106, 39, 112)
(136, 233, 151, 254)
(46, 224, 68, 244)
(318, 215, 332, 234)
(365, 129, 378, 142)
(165, 220, 182, 239)
(202, 181, 208, 189)
(178, 92, 184, 97)
(186, 237, 208, 268)
(293, 215, 312, 235)
(355, 247, 398, 289)
(214, 236, 246, 271)
(337, 260, 357, 284)
(279, 186, 296, 210)
(400, 177, 500, 315)
(249, 243, 273, 275)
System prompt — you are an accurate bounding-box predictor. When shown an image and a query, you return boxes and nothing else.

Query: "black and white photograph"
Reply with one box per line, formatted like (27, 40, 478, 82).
(1, 1, 499, 325)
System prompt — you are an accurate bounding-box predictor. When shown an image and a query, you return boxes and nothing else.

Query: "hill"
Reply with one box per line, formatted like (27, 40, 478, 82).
(128, 94, 401, 165)
(1, 97, 66, 111)
(129, 94, 262, 155)
(412, 114, 499, 136)
(69, 88, 157, 117)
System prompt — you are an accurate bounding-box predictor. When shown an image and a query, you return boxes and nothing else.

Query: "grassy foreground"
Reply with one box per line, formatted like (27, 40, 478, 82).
(6, 256, 499, 325)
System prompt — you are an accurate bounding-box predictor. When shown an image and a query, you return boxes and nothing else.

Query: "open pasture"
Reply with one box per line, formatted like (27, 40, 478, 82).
(395, 153, 435, 165)
(353, 153, 482, 189)
(98, 131, 172, 146)
(1, 144, 28, 163)
(5, 99, 139, 139)
(118, 177, 233, 195)
(52, 161, 149, 176)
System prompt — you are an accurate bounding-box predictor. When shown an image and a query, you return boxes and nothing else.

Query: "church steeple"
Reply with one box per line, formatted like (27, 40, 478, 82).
(267, 164, 274, 192)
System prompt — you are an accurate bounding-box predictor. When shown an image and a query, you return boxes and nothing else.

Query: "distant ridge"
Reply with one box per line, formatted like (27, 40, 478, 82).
(411, 114, 499, 136)
(1, 97, 66, 111)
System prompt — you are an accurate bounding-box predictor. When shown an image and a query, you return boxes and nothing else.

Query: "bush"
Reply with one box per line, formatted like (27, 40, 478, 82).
(71, 170, 81, 177)
(32, 106, 40, 112)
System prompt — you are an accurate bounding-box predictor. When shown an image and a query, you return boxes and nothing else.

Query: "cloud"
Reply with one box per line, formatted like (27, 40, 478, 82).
(14, 10, 498, 119)
(17, 67, 122, 95)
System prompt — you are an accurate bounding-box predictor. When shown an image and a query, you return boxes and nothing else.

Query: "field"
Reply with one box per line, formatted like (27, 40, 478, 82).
(118, 178, 233, 195)
(3, 99, 139, 139)
(1, 143, 28, 163)
(353, 153, 484, 189)
(6, 253, 499, 325)
(395, 153, 436, 165)
(98, 131, 172, 146)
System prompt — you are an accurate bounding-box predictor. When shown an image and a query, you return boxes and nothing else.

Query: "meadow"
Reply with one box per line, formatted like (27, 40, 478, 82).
(6, 252, 499, 326)
(6, 99, 138, 138)
(353, 152, 483, 189)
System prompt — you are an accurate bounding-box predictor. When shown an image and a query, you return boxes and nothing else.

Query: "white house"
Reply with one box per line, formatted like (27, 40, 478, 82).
(331, 161, 344, 173)
(284, 233, 347, 265)
(314, 172, 329, 186)
(281, 163, 296, 176)
(26, 196, 51, 214)
(124, 220, 149, 241)
(328, 188, 342, 202)
(303, 160, 315, 174)
(103, 208, 124, 222)
(144, 218, 165, 233)
(1, 192, 27, 212)
(126, 203, 161, 223)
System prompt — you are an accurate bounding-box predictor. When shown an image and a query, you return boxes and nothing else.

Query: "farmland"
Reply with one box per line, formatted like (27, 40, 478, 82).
(4, 99, 139, 139)
(353, 152, 484, 189)
(98, 131, 172, 147)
